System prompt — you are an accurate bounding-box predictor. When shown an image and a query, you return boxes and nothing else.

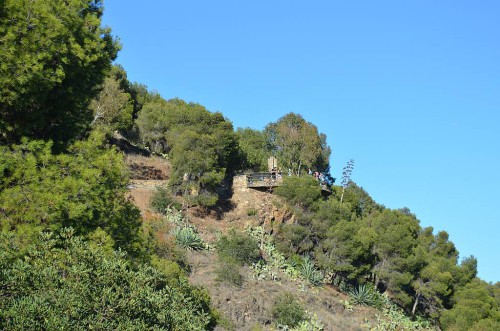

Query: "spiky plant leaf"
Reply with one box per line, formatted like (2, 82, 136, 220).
(348, 284, 377, 306)
(172, 226, 205, 251)
(299, 256, 323, 286)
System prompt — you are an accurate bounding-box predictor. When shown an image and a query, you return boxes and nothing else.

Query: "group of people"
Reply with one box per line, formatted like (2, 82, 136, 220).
(308, 168, 327, 185)
(267, 166, 333, 188)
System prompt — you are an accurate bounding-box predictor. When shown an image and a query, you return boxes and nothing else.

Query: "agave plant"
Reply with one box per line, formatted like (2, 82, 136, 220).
(172, 226, 205, 251)
(299, 256, 323, 286)
(348, 284, 378, 306)
(165, 208, 187, 225)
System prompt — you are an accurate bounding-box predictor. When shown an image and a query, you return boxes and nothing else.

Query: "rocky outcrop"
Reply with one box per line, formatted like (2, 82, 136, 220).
(227, 175, 292, 232)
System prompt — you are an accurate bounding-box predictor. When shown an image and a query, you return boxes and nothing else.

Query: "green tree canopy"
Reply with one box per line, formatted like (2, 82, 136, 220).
(89, 66, 134, 131)
(366, 209, 421, 307)
(236, 127, 268, 171)
(265, 113, 331, 176)
(275, 175, 323, 209)
(0, 131, 143, 257)
(0, 0, 119, 149)
(440, 278, 500, 330)
(136, 98, 240, 206)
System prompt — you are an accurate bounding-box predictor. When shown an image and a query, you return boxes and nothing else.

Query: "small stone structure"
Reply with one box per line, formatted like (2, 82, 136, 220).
(267, 156, 278, 172)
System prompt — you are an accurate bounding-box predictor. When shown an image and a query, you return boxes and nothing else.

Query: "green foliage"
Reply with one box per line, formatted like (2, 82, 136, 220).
(150, 186, 181, 213)
(150, 254, 185, 284)
(215, 261, 244, 287)
(275, 219, 315, 256)
(212, 309, 237, 331)
(272, 293, 306, 328)
(339, 182, 383, 217)
(0, 229, 213, 330)
(312, 198, 353, 229)
(366, 301, 433, 331)
(0, 0, 119, 149)
(367, 209, 422, 307)
(172, 226, 205, 251)
(348, 284, 379, 307)
(273, 175, 487, 325)
(265, 113, 331, 175)
(141, 212, 190, 272)
(135, 98, 240, 206)
(214, 230, 261, 287)
(0, 132, 143, 257)
(440, 278, 500, 331)
(247, 226, 301, 281)
(217, 230, 261, 266)
(299, 256, 323, 286)
(189, 190, 219, 208)
(236, 127, 269, 171)
(315, 219, 372, 281)
(247, 208, 258, 216)
(89, 66, 134, 131)
(275, 176, 323, 209)
(291, 312, 325, 331)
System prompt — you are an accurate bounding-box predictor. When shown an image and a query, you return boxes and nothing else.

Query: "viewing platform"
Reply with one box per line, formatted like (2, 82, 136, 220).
(246, 172, 283, 188)
(245, 172, 331, 194)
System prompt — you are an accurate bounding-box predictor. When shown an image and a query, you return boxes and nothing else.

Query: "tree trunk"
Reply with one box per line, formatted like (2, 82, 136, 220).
(412, 293, 420, 316)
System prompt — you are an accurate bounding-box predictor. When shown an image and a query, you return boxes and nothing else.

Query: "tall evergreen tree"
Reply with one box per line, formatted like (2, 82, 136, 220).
(0, 0, 119, 149)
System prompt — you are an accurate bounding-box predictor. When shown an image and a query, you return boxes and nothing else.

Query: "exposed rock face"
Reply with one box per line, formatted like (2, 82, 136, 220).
(227, 175, 292, 231)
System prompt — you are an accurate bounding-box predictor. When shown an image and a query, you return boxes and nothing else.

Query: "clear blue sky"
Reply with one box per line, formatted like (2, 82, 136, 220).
(103, 0, 500, 282)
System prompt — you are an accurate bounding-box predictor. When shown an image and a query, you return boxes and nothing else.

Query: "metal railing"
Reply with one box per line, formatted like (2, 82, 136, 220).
(246, 172, 283, 187)
(245, 172, 332, 194)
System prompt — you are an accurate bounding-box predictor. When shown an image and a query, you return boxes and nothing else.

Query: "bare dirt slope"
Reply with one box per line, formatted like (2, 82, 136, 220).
(125, 155, 169, 216)
(188, 249, 372, 331)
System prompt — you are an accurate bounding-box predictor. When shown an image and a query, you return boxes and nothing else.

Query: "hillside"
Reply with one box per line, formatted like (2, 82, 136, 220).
(2, 2, 499, 329)
(127, 158, 422, 330)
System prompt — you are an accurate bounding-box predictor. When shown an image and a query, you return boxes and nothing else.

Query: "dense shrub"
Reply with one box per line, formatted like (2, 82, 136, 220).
(215, 262, 244, 287)
(272, 293, 306, 328)
(275, 176, 322, 209)
(217, 230, 261, 265)
(150, 186, 180, 213)
(0, 229, 213, 330)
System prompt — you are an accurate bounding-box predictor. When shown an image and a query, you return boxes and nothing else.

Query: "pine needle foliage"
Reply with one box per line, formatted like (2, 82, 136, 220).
(0, 229, 213, 330)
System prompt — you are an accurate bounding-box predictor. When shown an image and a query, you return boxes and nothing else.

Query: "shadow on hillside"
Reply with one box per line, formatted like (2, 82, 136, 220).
(214, 176, 237, 220)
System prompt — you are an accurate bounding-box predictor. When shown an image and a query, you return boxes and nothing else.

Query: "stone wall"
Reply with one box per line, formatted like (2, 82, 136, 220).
(228, 175, 292, 232)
